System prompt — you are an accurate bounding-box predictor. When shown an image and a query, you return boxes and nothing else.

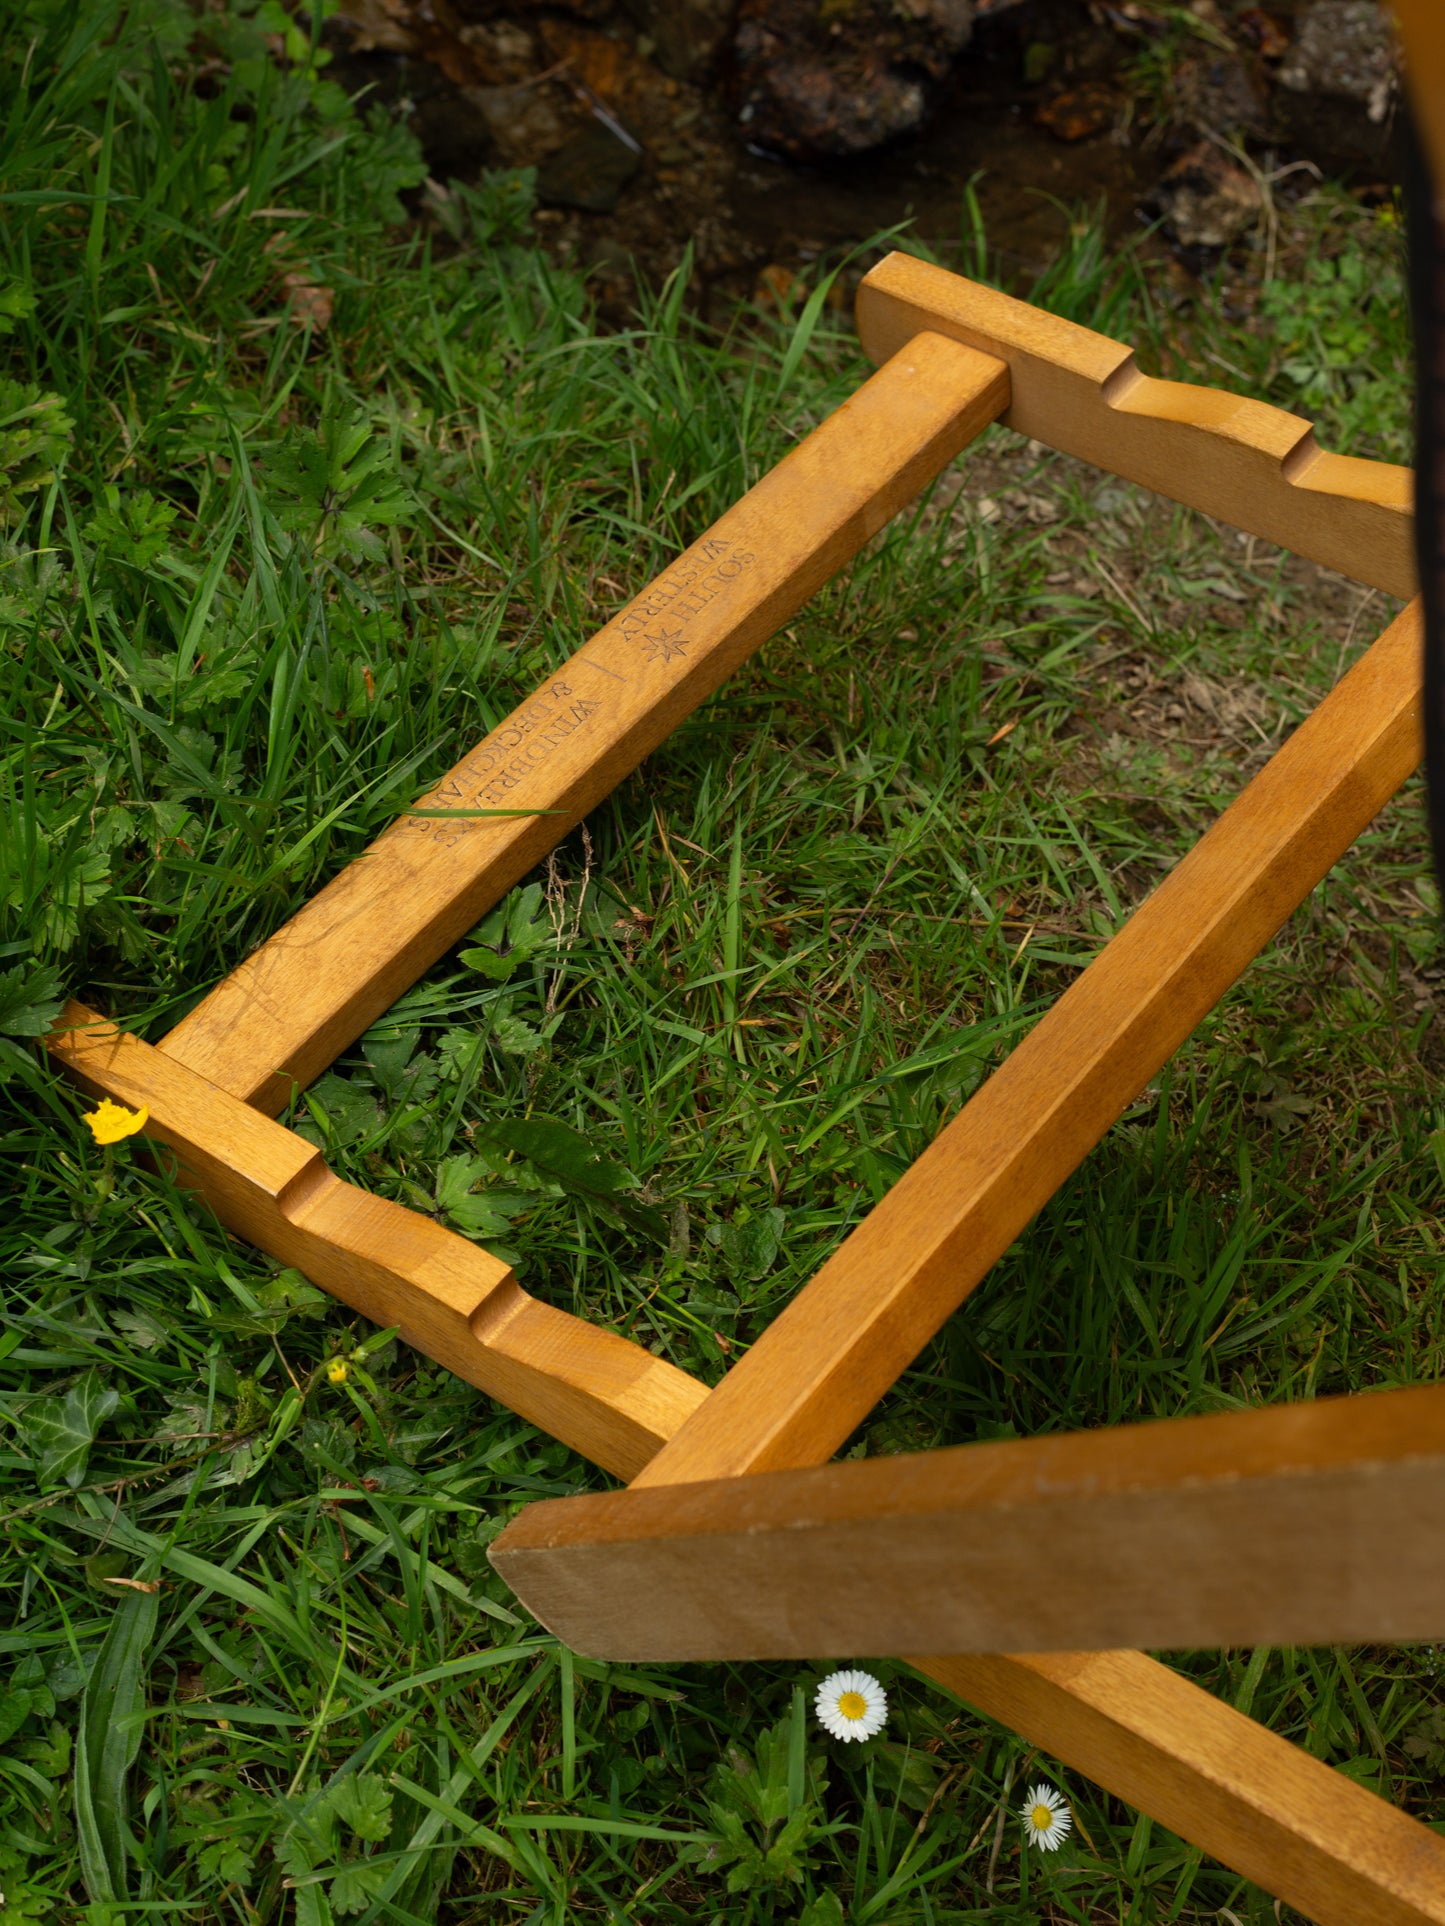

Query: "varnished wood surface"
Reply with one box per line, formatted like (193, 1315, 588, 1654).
(856, 252, 1415, 598)
(1396, 2, 1445, 217)
(919, 1650, 1445, 1926)
(492, 1384, 1445, 1656)
(41, 256, 1445, 1924)
(627, 599, 1424, 1491)
(158, 334, 1009, 1115)
(46, 1004, 706, 1479)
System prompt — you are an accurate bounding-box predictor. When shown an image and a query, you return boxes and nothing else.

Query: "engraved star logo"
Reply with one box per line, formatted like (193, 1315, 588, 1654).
(641, 623, 689, 665)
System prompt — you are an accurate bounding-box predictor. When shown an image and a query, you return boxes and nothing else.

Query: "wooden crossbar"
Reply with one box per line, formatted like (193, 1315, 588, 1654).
(43, 257, 1442, 1926)
(855, 252, 1414, 597)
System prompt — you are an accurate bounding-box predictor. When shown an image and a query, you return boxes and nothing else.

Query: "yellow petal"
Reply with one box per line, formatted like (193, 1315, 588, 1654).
(83, 1099, 150, 1145)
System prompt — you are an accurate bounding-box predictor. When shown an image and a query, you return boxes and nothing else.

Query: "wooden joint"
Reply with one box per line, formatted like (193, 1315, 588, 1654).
(44, 1003, 706, 1479)
(855, 252, 1414, 597)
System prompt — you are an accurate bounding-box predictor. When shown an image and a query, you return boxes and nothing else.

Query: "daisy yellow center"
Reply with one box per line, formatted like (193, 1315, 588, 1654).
(1031, 1804, 1054, 1830)
(837, 1691, 868, 1722)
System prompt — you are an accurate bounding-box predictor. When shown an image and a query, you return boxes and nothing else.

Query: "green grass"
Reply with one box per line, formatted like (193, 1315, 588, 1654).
(1, 5, 1441, 1922)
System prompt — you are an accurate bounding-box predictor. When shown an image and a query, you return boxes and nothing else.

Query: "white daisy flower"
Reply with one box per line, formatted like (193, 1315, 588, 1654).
(814, 1669, 888, 1742)
(1019, 1782, 1072, 1851)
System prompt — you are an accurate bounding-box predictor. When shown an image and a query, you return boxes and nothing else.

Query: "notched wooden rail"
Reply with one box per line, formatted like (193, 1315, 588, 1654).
(45, 1005, 705, 1479)
(856, 251, 1415, 597)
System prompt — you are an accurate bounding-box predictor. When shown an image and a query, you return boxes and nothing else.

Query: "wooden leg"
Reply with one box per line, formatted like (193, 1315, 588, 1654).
(920, 1651, 1445, 1926)
(627, 600, 1423, 1490)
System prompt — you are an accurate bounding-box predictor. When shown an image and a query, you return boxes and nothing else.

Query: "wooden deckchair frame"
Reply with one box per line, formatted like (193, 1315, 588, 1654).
(45, 252, 1445, 1924)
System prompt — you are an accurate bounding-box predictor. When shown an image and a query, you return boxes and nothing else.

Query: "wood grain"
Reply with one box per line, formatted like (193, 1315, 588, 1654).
(628, 598, 1424, 1491)
(158, 333, 1009, 1115)
(855, 252, 1415, 598)
(918, 1650, 1445, 1926)
(45, 1003, 705, 1479)
(492, 1383, 1445, 1656)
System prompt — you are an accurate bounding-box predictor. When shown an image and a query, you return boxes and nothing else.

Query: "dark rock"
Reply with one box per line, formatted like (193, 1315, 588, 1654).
(1146, 139, 1262, 249)
(618, 0, 736, 84)
(455, 18, 538, 84)
(1273, 0, 1397, 169)
(1278, 0, 1394, 116)
(403, 78, 499, 178)
(465, 82, 577, 166)
(733, 0, 974, 161)
(536, 118, 643, 212)
(1174, 52, 1269, 138)
(738, 52, 926, 158)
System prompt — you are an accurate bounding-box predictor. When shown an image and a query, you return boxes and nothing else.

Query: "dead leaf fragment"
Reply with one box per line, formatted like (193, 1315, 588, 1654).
(282, 273, 334, 329)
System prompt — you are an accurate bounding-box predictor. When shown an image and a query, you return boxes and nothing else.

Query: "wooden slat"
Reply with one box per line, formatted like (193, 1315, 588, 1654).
(157, 333, 1010, 1115)
(917, 1650, 1445, 1926)
(492, 1384, 1445, 1657)
(855, 252, 1415, 598)
(45, 1004, 706, 1479)
(628, 599, 1424, 1491)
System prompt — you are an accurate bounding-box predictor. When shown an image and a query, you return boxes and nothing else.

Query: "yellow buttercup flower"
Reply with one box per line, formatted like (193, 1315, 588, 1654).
(83, 1099, 149, 1145)
(327, 1359, 349, 1384)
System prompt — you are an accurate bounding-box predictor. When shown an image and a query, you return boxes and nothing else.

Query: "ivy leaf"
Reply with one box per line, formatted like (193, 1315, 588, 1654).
(24, 1370, 120, 1489)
